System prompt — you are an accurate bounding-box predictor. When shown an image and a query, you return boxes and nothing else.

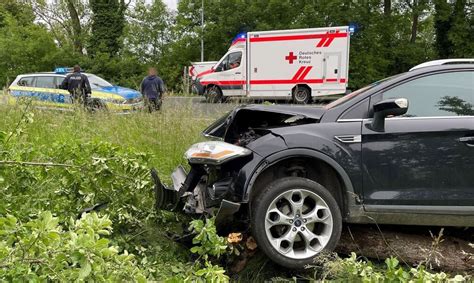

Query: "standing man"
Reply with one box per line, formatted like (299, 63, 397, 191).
(61, 65, 91, 107)
(140, 67, 165, 112)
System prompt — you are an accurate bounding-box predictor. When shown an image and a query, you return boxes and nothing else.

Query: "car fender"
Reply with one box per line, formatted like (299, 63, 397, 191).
(242, 147, 356, 203)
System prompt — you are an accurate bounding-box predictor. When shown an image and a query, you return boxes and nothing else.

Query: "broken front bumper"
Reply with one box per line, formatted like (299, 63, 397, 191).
(152, 166, 241, 227)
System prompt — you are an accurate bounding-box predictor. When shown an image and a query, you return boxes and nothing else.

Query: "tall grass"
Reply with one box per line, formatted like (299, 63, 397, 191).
(0, 101, 225, 180)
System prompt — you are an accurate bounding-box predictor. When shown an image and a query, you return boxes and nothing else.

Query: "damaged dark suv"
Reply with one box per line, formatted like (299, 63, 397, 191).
(154, 61, 474, 268)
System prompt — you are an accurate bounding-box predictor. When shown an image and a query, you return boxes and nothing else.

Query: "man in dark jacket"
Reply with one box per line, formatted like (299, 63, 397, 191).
(140, 67, 165, 112)
(60, 65, 92, 107)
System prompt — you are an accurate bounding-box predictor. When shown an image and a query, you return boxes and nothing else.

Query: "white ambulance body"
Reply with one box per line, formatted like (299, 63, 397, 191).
(189, 61, 218, 80)
(197, 26, 350, 103)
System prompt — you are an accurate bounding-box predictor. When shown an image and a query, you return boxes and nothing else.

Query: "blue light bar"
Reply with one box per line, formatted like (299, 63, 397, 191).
(54, 67, 72, 74)
(231, 33, 247, 45)
(349, 23, 358, 35)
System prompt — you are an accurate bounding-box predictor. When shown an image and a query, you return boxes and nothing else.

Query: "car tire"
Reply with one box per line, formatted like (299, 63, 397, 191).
(292, 86, 311, 104)
(205, 86, 223, 103)
(251, 177, 342, 269)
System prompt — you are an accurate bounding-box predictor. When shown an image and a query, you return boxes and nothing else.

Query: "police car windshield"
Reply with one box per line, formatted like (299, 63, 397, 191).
(86, 74, 113, 89)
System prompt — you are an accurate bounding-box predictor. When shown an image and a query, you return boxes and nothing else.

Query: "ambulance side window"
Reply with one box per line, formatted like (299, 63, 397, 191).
(216, 52, 242, 72)
(216, 56, 229, 72)
(227, 52, 242, 70)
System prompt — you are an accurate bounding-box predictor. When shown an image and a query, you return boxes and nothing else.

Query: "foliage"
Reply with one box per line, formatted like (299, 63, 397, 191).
(434, 0, 474, 58)
(125, 0, 171, 63)
(189, 218, 228, 259)
(0, 0, 468, 91)
(88, 0, 126, 57)
(0, 211, 147, 282)
(169, 218, 230, 282)
(0, 102, 222, 281)
(0, 124, 155, 235)
(0, 14, 59, 87)
(309, 252, 469, 282)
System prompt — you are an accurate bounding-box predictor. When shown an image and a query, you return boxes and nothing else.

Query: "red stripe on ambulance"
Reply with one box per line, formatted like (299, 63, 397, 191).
(250, 32, 348, 43)
(298, 66, 313, 80)
(292, 67, 305, 80)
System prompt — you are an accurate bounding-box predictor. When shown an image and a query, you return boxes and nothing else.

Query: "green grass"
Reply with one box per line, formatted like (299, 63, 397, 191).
(0, 101, 223, 180)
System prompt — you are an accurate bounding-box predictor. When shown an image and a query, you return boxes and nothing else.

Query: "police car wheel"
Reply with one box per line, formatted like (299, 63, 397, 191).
(205, 86, 223, 103)
(87, 98, 106, 110)
(292, 87, 311, 104)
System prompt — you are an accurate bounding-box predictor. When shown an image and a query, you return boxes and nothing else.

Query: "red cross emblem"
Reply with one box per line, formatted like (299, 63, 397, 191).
(285, 52, 297, 64)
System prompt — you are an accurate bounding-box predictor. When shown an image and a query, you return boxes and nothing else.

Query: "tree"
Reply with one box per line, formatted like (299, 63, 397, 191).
(449, 0, 474, 57)
(434, 0, 473, 58)
(88, 0, 128, 57)
(0, 14, 60, 86)
(31, 0, 90, 54)
(434, 0, 453, 57)
(124, 0, 171, 63)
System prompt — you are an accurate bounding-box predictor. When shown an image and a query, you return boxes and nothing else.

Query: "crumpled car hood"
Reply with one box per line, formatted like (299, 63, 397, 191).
(203, 104, 326, 142)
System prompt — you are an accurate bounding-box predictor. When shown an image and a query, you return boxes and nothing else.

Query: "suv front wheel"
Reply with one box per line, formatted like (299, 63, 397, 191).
(251, 177, 342, 268)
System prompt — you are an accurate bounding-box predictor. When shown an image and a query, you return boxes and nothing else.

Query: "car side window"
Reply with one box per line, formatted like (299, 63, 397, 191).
(17, 77, 35, 87)
(54, 77, 64, 89)
(35, 76, 56, 89)
(382, 71, 474, 117)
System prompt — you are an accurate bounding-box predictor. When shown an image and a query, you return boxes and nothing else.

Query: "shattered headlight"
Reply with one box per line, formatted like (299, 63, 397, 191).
(185, 141, 251, 165)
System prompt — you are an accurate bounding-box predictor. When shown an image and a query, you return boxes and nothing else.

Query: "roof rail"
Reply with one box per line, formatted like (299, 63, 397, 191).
(410, 59, 474, 71)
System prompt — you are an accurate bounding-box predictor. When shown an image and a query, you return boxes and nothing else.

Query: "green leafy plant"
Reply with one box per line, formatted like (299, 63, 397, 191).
(313, 252, 468, 282)
(189, 218, 228, 259)
(0, 211, 147, 282)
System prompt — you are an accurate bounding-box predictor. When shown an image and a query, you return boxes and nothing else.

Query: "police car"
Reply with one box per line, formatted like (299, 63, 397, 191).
(7, 68, 143, 111)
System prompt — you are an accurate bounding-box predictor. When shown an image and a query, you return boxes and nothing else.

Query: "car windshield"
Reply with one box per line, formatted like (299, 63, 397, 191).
(86, 74, 113, 89)
(325, 74, 402, 109)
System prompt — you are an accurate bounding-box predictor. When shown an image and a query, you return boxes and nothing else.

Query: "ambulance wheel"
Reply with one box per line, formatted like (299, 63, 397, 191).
(292, 86, 311, 104)
(205, 86, 223, 103)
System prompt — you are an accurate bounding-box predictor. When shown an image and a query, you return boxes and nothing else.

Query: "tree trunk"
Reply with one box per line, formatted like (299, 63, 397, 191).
(384, 0, 391, 16)
(410, 10, 419, 43)
(336, 225, 474, 273)
(66, 0, 83, 54)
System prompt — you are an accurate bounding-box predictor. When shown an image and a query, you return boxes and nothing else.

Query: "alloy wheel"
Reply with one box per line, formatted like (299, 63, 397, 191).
(264, 188, 333, 259)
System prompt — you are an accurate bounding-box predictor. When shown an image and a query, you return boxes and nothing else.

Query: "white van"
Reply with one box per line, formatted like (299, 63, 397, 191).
(196, 26, 350, 103)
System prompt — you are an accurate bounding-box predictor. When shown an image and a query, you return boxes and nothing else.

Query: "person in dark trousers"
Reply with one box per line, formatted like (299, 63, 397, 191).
(60, 65, 91, 107)
(140, 67, 165, 112)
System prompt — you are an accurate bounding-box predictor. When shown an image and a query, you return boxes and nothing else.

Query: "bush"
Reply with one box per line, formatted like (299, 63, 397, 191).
(0, 211, 147, 282)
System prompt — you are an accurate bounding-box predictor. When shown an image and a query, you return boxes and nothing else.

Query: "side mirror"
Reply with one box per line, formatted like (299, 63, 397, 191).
(370, 98, 408, 132)
(215, 65, 223, 72)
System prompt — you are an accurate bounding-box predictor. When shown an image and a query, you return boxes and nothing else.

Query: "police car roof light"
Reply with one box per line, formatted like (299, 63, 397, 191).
(54, 67, 72, 74)
(54, 67, 84, 74)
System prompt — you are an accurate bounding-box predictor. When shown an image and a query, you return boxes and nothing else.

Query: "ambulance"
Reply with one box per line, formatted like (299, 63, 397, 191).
(189, 61, 218, 94)
(195, 26, 350, 103)
(189, 61, 218, 80)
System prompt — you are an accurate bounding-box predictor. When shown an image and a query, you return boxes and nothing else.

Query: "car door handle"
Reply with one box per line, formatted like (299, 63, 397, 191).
(459, 136, 474, 147)
(235, 72, 241, 75)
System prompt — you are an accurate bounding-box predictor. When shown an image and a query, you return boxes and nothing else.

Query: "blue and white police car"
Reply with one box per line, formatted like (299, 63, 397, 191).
(7, 68, 143, 111)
